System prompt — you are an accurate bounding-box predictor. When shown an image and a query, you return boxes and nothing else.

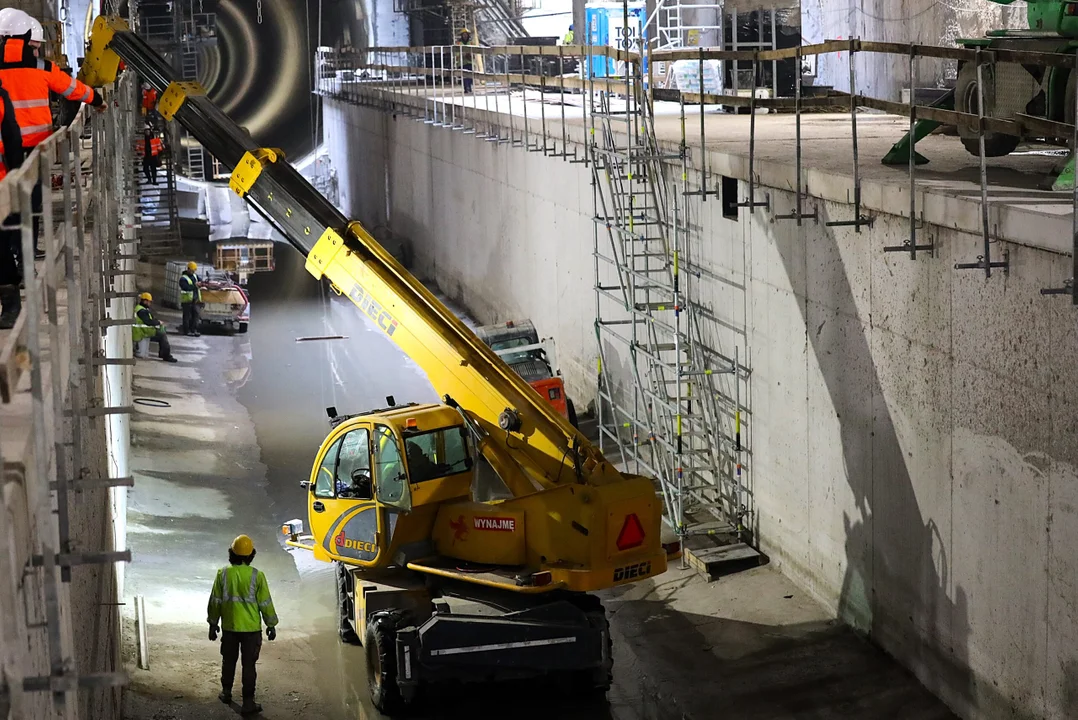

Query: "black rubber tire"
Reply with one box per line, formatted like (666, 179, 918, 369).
(955, 61, 1020, 158)
(238, 322, 249, 334)
(567, 397, 579, 429)
(566, 607, 613, 700)
(365, 615, 404, 715)
(336, 564, 359, 644)
(587, 608, 613, 693)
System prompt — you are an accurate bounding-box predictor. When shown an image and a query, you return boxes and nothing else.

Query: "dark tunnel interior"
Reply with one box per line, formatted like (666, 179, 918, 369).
(135, 0, 367, 158)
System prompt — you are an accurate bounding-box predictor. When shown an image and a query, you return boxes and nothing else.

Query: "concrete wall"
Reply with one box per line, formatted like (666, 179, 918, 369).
(325, 96, 1078, 720)
(801, 0, 1026, 99)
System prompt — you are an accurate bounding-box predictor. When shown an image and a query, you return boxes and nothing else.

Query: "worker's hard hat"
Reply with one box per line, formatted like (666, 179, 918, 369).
(186, 261, 198, 271)
(230, 534, 254, 556)
(569, 24, 574, 30)
(0, 8, 44, 42)
(138, 292, 152, 302)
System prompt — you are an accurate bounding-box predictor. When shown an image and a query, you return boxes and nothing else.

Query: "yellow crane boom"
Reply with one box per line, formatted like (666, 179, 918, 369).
(80, 15, 677, 709)
(81, 16, 670, 593)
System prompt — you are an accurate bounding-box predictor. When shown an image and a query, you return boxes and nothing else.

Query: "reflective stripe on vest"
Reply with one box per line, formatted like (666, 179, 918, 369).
(0, 46, 97, 147)
(132, 303, 155, 342)
(179, 273, 197, 303)
(208, 565, 275, 632)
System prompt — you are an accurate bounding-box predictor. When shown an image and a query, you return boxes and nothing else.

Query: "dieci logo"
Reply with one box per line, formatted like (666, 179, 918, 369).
(335, 529, 376, 554)
(473, 516, 516, 532)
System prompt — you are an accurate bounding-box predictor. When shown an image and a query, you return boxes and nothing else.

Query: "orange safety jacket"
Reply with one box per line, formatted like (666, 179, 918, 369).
(0, 36, 101, 148)
(138, 136, 163, 157)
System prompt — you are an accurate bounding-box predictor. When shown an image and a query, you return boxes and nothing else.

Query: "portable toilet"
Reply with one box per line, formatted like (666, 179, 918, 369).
(585, 1, 647, 79)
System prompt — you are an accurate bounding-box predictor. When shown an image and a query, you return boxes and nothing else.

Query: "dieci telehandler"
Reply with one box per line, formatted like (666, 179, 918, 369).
(80, 15, 676, 712)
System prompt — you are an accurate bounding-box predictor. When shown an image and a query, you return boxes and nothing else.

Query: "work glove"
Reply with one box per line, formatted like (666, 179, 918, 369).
(208, 624, 219, 641)
(266, 626, 276, 641)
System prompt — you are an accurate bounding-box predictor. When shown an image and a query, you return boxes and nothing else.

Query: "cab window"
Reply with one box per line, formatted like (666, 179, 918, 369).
(374, 425, 406, 503)
(314, 437, 342, 498)
(335, 428, 371, 499)
(403, 426, 472, 483)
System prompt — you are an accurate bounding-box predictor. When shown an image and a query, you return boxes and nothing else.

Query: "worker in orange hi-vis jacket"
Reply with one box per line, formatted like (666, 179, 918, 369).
(0, 8, 104, 262)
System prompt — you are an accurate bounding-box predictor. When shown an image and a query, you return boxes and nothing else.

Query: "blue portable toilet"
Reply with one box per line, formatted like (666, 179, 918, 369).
(585, 1, 647, 79)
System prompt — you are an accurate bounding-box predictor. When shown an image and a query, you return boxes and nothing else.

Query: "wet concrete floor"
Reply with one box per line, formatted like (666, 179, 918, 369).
(121, 246, 956, 720)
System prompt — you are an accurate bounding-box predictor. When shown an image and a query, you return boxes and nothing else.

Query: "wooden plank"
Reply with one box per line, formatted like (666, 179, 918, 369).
(654, 87, 849, 110)
(1014, 112, 1075, 141)
(363, 43, 634, 62)
(684, 541, 763, 580)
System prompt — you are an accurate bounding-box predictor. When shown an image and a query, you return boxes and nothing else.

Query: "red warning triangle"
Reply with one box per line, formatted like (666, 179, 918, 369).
(616, 513, 645, 551)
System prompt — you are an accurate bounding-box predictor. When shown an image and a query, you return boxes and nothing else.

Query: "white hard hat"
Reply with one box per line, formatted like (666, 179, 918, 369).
(0, 8, 44, 42)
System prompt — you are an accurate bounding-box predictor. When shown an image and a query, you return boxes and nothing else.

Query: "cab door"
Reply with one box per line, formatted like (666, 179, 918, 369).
(371, 423, 413, 553)
(307, 423, 384, 566)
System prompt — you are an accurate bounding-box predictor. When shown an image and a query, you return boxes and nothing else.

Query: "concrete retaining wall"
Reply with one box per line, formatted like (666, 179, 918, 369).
(325, 96, 1078, 720)
(802, 0, 1027, 100)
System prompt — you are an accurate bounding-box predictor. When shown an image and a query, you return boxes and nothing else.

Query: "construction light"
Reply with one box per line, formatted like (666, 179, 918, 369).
(281, 519, 303, 539)
(406, 418, 418, 429)
(615, 513, 645, 551)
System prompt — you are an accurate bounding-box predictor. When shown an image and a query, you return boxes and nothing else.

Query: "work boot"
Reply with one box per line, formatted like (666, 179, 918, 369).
(218, 691, 232, 705)
(162, 355, 178, 363)
(0, 286, 20, 330)
(240, 699, 262, 715)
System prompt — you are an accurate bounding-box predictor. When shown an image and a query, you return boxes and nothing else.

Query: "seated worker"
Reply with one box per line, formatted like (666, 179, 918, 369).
(133, 292, 178, 363)
(405, 441, 439, 481)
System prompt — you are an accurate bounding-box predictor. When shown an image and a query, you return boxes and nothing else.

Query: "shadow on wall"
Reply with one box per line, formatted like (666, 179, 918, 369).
(770, 201, 975, 714)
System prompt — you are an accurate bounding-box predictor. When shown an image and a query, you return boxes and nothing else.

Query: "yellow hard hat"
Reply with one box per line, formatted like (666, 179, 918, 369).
(138, 292, 152, 302)
(187, 261, 198, 271)
(230, 534, 254, 556)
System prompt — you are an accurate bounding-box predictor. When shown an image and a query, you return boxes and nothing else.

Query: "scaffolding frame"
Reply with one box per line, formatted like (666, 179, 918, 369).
(0, 73, 139, 718)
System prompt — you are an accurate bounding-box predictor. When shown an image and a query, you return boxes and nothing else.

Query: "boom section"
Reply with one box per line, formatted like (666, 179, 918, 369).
(85, 17, 626, 491)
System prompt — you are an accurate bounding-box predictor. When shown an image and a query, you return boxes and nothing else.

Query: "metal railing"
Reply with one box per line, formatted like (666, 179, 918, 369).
(0, 72, 139, 718)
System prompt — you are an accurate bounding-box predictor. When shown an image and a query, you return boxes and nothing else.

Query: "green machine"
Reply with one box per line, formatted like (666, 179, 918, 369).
(882, 0, 1078, 188)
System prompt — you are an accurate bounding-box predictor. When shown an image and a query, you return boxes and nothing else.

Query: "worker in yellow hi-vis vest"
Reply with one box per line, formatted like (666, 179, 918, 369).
(207, 535, 278, 715)
(456, 28, 484, 94)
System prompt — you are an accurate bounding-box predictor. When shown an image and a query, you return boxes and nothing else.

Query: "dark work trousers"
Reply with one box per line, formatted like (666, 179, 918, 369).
(181, 301, 200, 334)
(0, 216, 18, 285)
(6, 177, 43, 267)
(220, 630, 262, 699)
(463, 63, 473, 93)
(148, 328, 172, 359)
(143, 155, 157, 184)
(0, 174, 40, 278)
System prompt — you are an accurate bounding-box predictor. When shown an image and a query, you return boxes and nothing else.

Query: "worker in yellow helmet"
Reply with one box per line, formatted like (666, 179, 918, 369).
(207, 534, 278, 715)
(179, 261, 202, 336)
(132, 292, 177, 363)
